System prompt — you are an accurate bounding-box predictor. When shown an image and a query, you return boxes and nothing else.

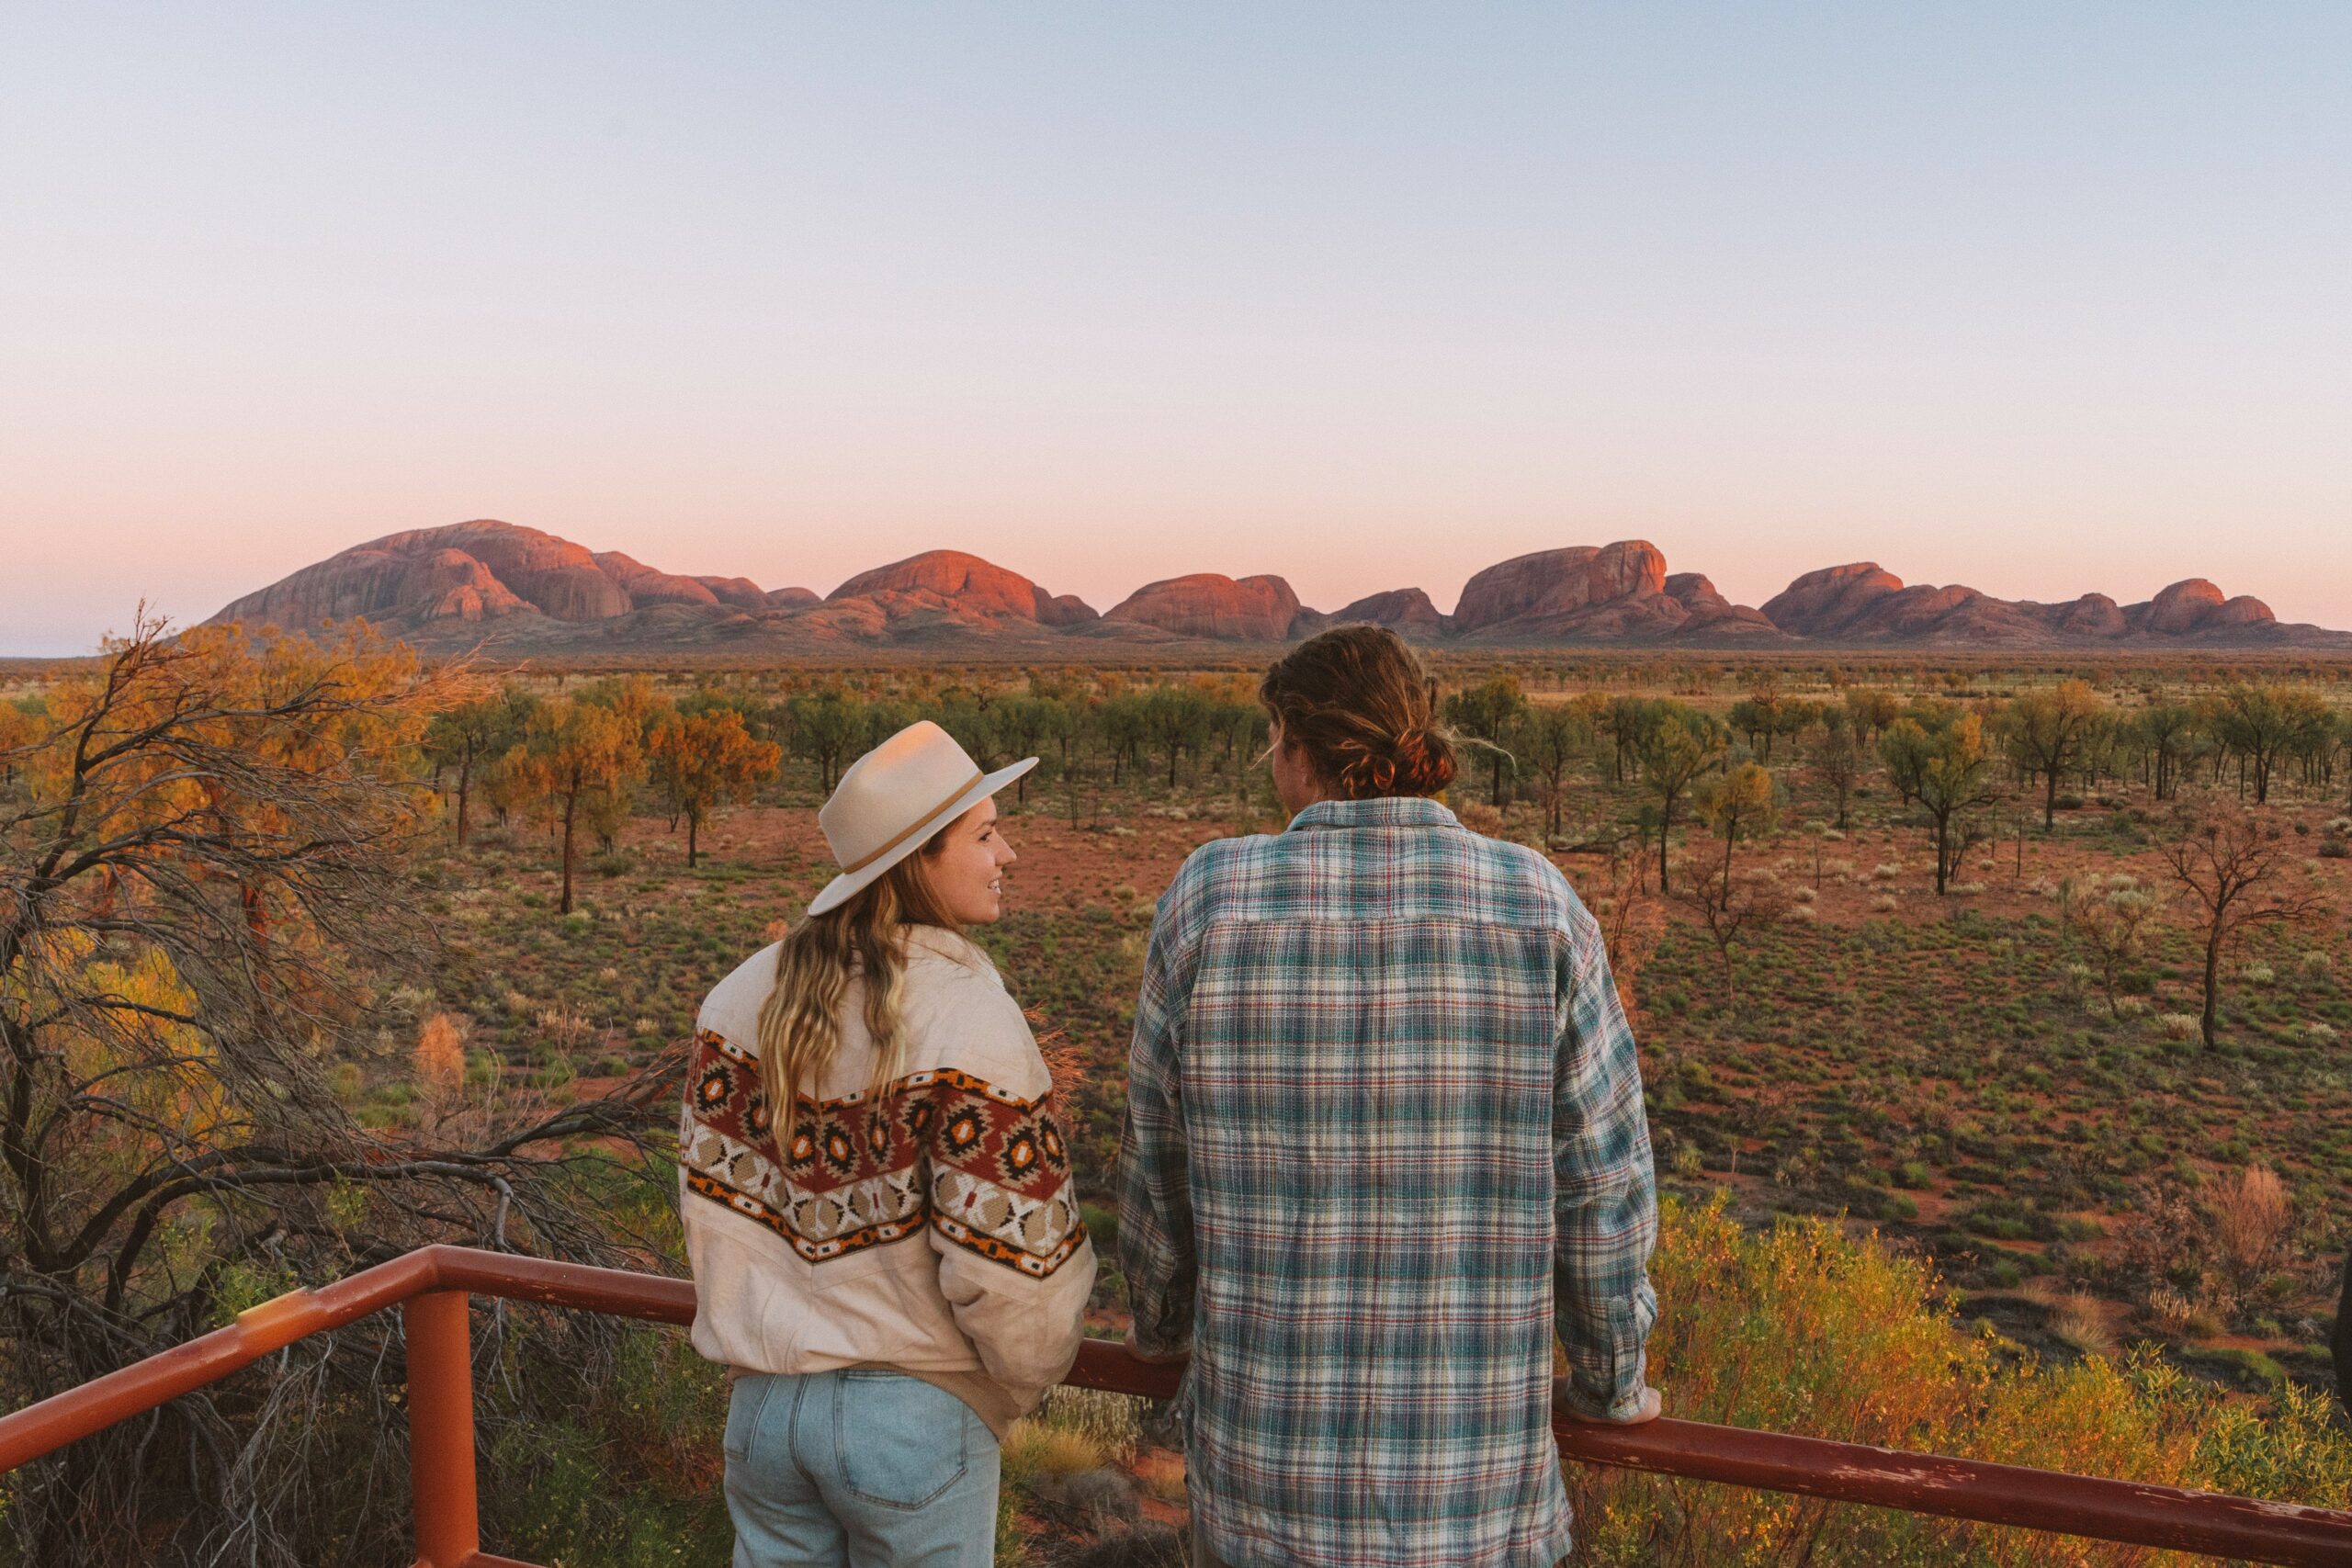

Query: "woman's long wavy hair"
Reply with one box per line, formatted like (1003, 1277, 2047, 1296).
(755, 833, 959, 1117)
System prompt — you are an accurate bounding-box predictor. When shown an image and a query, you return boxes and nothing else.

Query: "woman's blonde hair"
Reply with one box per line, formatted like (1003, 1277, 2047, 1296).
(755, 835, 960, 1118)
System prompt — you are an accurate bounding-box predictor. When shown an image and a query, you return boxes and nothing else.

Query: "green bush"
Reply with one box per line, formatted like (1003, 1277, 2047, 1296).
(479, 1323, 732, 1567)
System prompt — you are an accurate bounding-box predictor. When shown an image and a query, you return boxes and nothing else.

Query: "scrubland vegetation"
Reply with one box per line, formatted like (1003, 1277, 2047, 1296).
(6, 624, 2352, 1564)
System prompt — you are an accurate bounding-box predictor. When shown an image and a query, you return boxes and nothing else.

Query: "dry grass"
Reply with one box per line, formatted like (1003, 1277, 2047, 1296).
(2143, 1285, 2196, 1337)
(413, 1012, 466, 1101)
(1034, 1383, 1144, 1466)
(2051, 1292, 2115, 1357)
(2211, 1166, 2291, 1289)
(1002, 1421, 1112, 1485)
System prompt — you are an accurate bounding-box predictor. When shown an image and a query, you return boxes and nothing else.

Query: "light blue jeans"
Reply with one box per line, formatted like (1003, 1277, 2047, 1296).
(724, 1368, 1001, 1568)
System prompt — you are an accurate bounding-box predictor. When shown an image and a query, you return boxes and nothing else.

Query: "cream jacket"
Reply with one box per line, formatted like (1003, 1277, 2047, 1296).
(678, 925, 1096, 1437)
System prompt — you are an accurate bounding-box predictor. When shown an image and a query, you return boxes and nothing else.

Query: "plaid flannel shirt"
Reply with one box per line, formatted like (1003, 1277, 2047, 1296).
(1118, 795, 1657, 1568)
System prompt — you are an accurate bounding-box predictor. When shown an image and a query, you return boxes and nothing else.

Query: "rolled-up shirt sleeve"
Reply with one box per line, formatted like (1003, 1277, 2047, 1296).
(1552, 908, 1660, 1422)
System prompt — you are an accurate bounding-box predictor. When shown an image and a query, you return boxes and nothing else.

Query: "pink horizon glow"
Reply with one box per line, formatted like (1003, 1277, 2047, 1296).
(5, 7, 2349, 654)
(11, 501, 2345, 657)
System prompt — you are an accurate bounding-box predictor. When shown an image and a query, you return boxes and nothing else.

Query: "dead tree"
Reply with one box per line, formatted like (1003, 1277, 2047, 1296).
(2155, 803, 2326, 1048)
(0, 615, 680, 1566)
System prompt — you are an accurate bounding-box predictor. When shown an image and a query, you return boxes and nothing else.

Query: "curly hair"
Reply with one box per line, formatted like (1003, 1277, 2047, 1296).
(1259, 625, 1457, 799)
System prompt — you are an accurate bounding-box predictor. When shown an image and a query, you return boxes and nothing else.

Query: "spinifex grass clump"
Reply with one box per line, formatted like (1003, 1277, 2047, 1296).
(1566, 1198, 2352, 1568)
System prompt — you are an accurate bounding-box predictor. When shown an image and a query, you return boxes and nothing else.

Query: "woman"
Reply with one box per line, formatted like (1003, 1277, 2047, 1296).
(681, 719, 1095, 1567)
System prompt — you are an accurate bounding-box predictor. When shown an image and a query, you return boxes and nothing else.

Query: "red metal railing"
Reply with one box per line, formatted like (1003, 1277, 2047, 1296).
(2, 1245, 2348, 1567)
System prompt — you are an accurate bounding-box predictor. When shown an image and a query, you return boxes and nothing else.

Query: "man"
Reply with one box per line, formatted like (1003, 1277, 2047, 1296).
(1119, 626, 1661, 1568)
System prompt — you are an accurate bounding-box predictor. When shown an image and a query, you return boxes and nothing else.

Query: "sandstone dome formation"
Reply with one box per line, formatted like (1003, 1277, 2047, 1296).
(1758, 563, 1909, 638)
(827, 550, 1098, 628)
(1449, 542, 1778, 642)
(1328, 587, 1449, 638)
(207, 520, 635, 632)
(1760, 562, 2288, 646)
(202, 518, 2345, 656)
(2132, 578, 2275, 636)
(1102, 573, 1308, 641)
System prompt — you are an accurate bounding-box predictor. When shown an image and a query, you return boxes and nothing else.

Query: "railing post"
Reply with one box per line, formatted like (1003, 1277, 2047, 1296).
(404, 1290, 480, 1568)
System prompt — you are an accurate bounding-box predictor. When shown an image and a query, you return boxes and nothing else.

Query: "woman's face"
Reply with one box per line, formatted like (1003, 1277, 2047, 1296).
(923, 797, 1018, 924)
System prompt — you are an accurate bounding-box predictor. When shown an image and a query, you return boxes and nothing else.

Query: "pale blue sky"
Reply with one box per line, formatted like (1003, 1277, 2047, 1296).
(5, 5, 2348, 653)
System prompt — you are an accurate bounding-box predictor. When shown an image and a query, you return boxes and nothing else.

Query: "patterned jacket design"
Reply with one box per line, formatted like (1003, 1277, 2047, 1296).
(679, 923, 1094, 1438)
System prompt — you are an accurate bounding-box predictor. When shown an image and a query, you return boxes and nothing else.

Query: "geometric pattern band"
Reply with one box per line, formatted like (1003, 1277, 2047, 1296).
(681, 1029, 1082, 1277)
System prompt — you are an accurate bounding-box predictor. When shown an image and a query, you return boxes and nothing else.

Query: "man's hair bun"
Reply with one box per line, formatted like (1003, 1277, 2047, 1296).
(1388, 727, 1455, 795)
(1259, 626, 1458, 801)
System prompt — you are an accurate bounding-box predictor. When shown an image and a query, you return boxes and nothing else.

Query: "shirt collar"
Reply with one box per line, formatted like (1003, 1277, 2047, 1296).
(1284, 795, 1461, 833)
(903, 921, 993, 973)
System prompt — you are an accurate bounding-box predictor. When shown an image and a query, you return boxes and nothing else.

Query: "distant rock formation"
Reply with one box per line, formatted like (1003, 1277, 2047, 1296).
(1762, 562, 2290, 646)
(1663, 573, 1781, 637)
(1451, 542, 1779, 643)
(695, 576, 774, 613)
(209, 521, 608, 632)
(1755, 564, 1894, 637)
(207, 520, 810, 646)
(2136, 578, 2274, 636)
(824, 550, 1100, 636)
(2054, 593, 2127, 637)
(1102, 573, 1309, 641)
(594, 551, 723, 610)
(203, 519, 2348, 657)
(1329, 587, 1449, 638)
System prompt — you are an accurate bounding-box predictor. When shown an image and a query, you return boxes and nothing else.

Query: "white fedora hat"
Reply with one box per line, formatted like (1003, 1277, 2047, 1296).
(807, 720, 1036, 917)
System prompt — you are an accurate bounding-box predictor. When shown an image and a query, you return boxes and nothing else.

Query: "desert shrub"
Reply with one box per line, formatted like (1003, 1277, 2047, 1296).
(1456, 801, 1505, 836)
(2210, 1167, 2291, 1293)
(2050, 1291, 2116, 1356)
(1033, 1384, 1146, 1465)
(1871, 894, 1899, 913)
(2143, 1285, 2196, 1337)
(2300, 1021, 2339, 1046)
(2155, 1013, 2202, 1042)
(1566, 1198, 2352, 1567)
(1002, 1419, 1112, 1486)
(480, 1325, 731, 1567)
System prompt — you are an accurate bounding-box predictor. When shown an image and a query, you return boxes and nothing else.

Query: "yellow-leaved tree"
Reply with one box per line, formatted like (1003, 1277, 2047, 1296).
(504, 698, 642, 914)
(0, 615, 681, 1560)
(646, 706, 782, 867)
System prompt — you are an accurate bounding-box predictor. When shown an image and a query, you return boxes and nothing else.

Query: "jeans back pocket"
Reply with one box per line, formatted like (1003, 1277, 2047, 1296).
(834, 1371, 970, 1510)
